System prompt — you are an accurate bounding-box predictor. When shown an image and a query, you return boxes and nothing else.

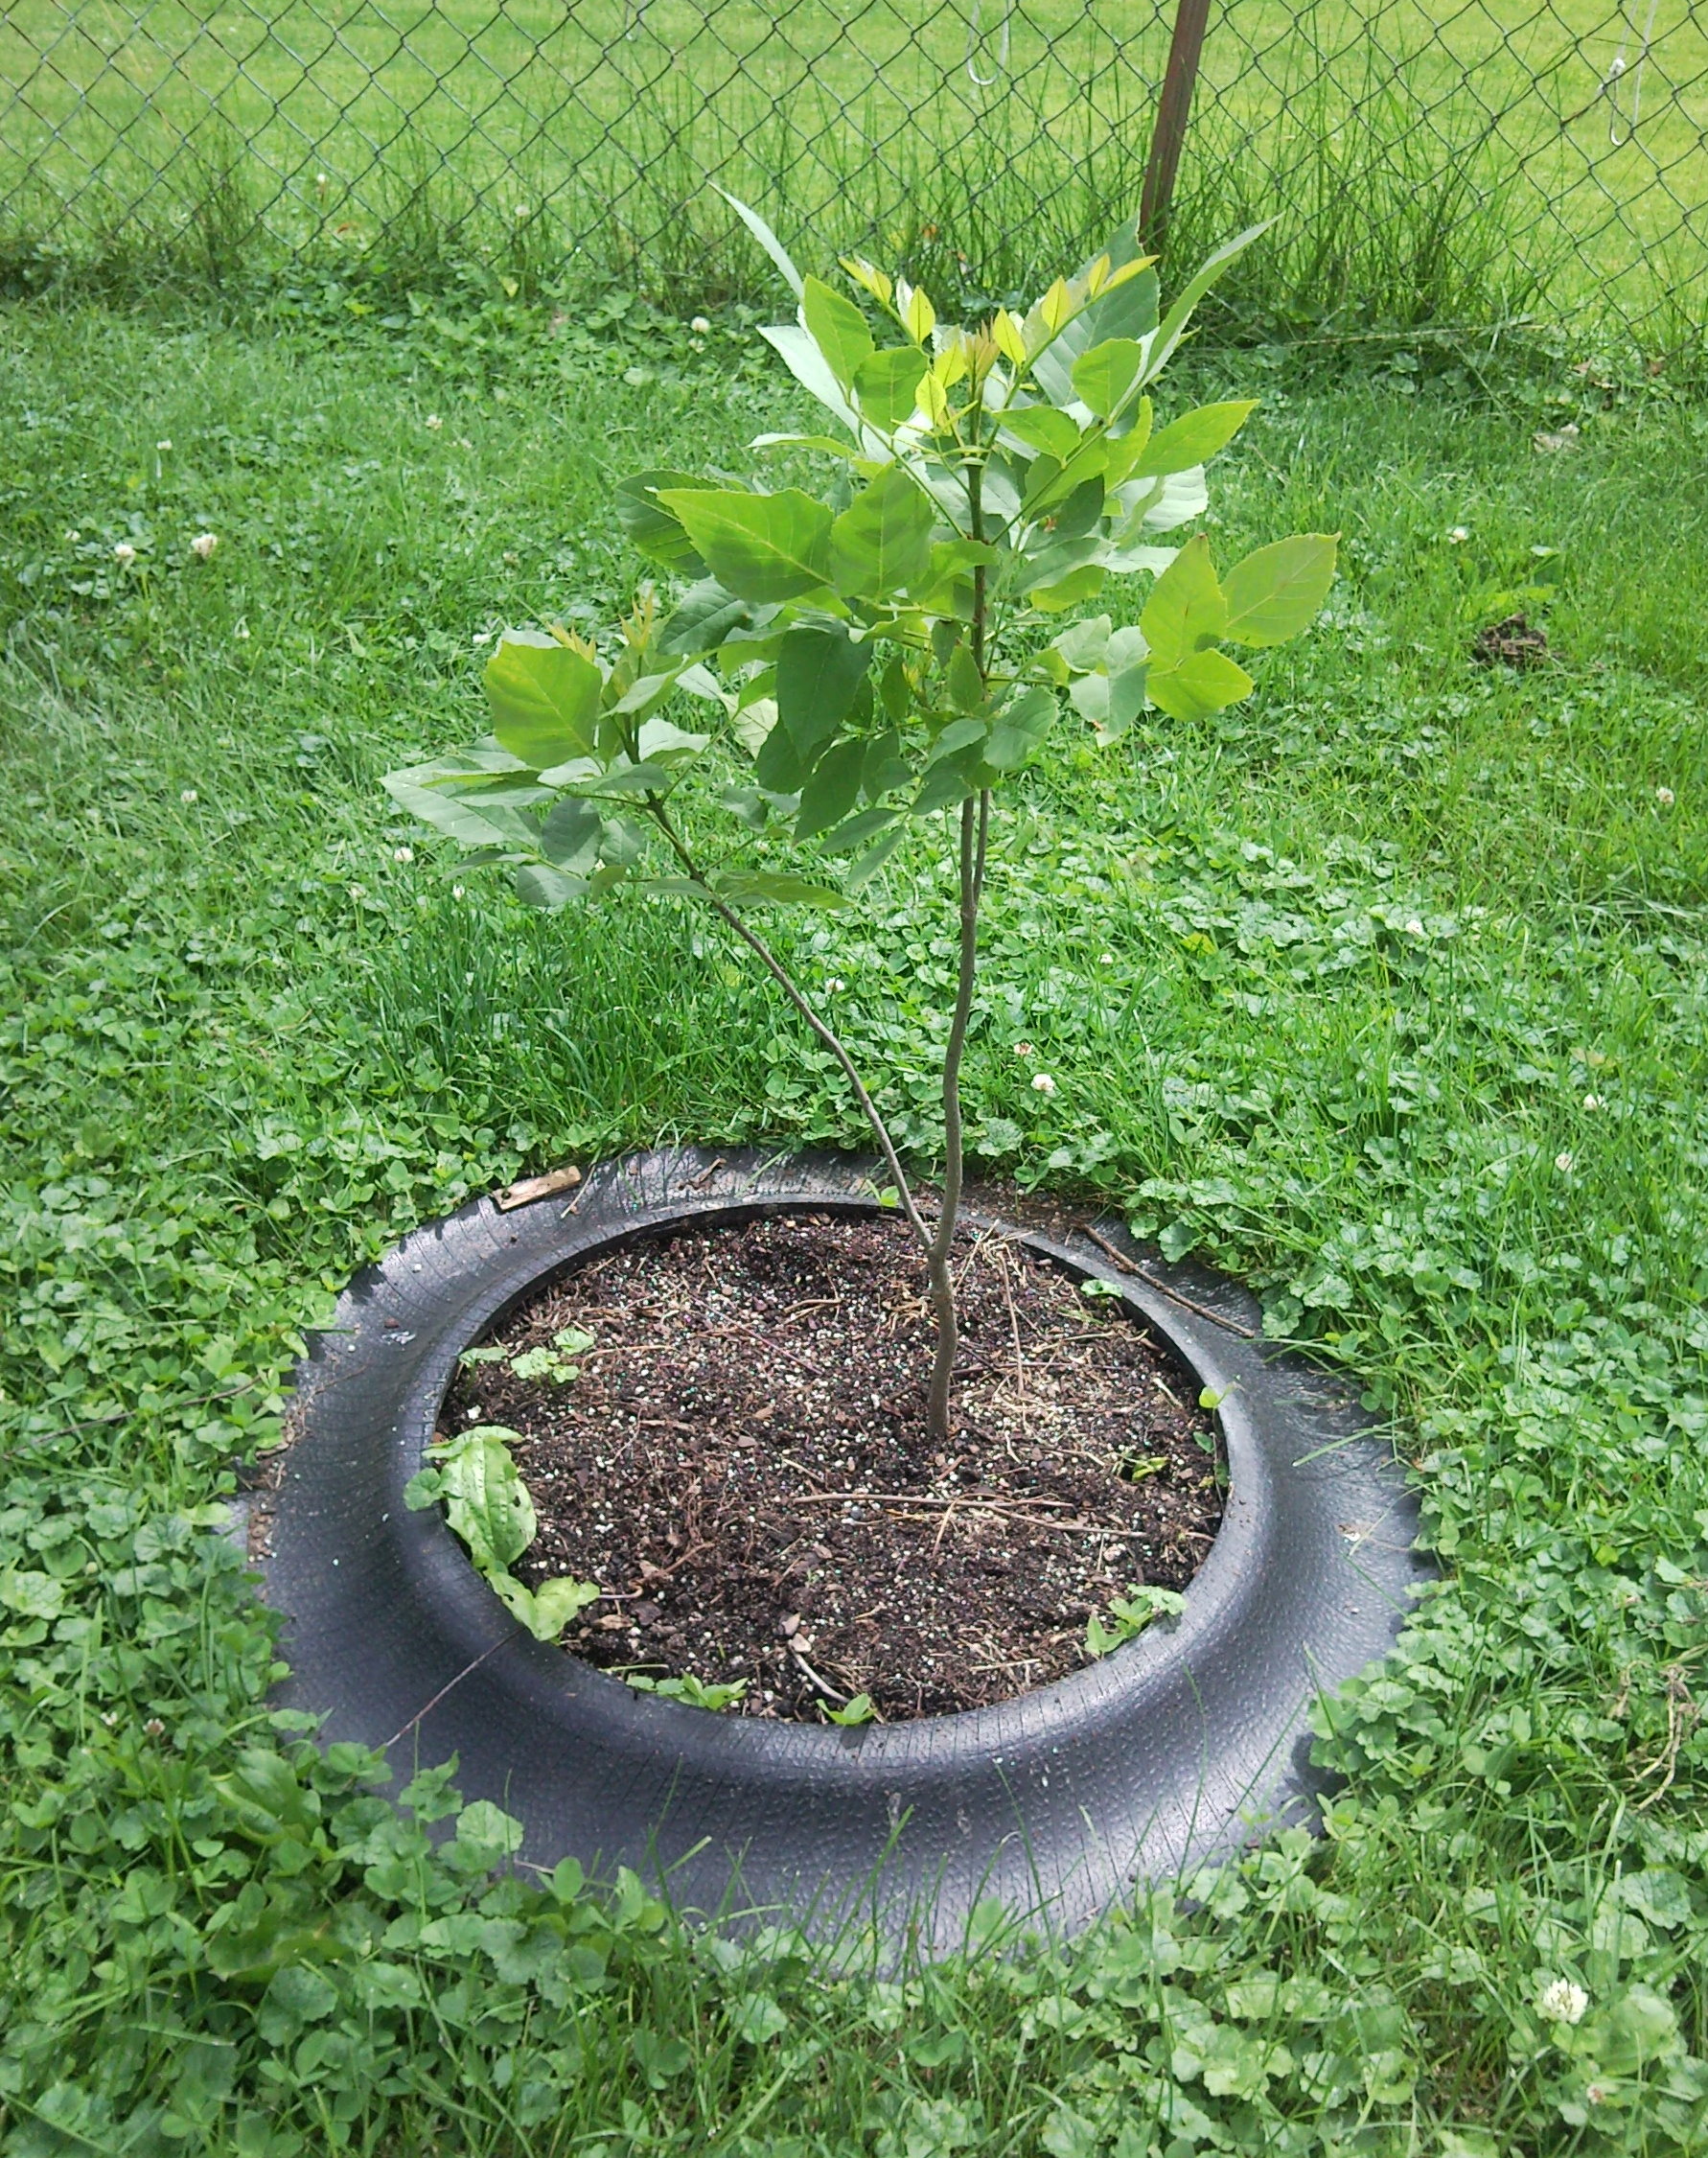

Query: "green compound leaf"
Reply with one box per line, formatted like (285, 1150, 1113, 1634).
(852, 346, 929, 430)
(660, 488, 833, 604)
(802, 273, 874, 388)
(613, 468, 715, 572)
(1071, 336, 1145, 420)
(1146, 646, 1254, 723)
(1220, 532, 1340, 646)
(829, 465, 936, 599)
(483, 632, 604, 769)
(1140, 532, 1228, 668)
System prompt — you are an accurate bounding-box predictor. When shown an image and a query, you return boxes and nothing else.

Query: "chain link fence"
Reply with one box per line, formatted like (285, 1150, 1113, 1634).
(2, 2, 1703, 343)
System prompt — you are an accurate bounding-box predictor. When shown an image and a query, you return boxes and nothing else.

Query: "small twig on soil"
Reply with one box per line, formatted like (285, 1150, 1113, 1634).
(1074, 1224, 1261, 1340)
(790, 1645, 848, 1705)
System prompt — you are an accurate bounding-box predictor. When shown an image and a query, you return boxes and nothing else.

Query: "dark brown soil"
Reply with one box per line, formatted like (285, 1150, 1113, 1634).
(442, 1212, 1222, 1721)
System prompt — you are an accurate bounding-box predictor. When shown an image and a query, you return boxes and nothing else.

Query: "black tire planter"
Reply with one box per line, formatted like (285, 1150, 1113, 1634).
(268, 1148, 1428, 1947)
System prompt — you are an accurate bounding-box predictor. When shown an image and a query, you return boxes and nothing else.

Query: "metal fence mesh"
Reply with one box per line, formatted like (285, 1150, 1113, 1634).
(2, 2, 1703, 341)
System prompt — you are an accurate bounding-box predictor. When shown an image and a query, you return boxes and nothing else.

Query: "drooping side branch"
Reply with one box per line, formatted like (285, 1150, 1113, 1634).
(642, 797, 934, 1261)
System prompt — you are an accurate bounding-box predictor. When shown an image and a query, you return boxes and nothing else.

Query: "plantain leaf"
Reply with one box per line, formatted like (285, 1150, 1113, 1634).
(1220, 533, 1339, 646)
(828, 465, 936, 598)
(802, 274, 874, 388)
(426, 1427, 535, 1573)
(483, 633, 604, 769)
(660, 489, 834, 604)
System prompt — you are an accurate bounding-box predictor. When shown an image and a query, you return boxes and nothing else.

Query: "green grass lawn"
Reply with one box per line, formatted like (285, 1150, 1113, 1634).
(3, 278, 1708, 2150)
(3, 0, 1704, 334)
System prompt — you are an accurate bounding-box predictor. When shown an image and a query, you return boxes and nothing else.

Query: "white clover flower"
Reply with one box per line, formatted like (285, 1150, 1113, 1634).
(1582, 1093, 1604, 1110)
(1012, 1040, 1034, 1057)
(113, 542, 137, 567)
(1097, 951, 1114, 965)
(66, 528, 81, 544)
(179, 789, 197, 804)
(451, 884, 466, 900)
(1538, 1978, 1588, 2025)
(514, 202, 529, 220)
(425, 413, 443, 431)
(392, 846, 414, 865)
(190, 532, 218, 561)
(156, 439, 172, 452)
(1556, 1151, 1575, 1172)
(690, 314, 711, 336)
(825, 977, 847, 993)
(1031, 1073, 1057, 1096)
(1447, 526, 1469, 544)
(1584, 2082, 1607, 2105)
(1656, 785, 1675, 807)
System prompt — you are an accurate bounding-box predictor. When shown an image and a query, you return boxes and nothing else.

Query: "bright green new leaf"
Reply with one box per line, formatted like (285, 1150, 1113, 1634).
(1220, 533, 1339, 646)
(802, 274, 874, 388)
(503, 1572, 600, 1642)
(482, 634, 604, 769)
(659, 489, 833, 604)
(1141, 533, 1228, 667)
(828, 465, 936, 598)
(1131, 401, 1257, 479)
(1000, 406, 1080, 461)
(852, 346, 929, 430)
(1030, 565, 1106, 612)
(1071, 337, 1145, 420)
(1146, 646, 1254, 723)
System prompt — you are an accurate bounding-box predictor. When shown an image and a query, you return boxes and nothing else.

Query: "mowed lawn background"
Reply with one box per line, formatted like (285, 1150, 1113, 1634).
(3, 0, 1706, 329)
(3, 260, 1708, 2146)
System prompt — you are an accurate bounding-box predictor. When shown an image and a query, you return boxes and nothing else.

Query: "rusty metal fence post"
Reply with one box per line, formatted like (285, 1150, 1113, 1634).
(1139, 0, 1213, 253)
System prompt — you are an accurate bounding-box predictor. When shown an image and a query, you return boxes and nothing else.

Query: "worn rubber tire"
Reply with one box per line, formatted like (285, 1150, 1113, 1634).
(267, 1147, 1427, 1946)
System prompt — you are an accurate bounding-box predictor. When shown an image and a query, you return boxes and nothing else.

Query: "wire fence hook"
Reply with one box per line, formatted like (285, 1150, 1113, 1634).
(966, 0, 1011, 88)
